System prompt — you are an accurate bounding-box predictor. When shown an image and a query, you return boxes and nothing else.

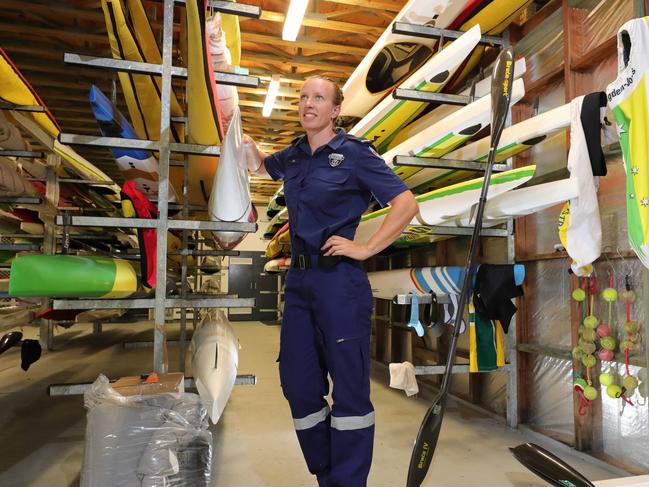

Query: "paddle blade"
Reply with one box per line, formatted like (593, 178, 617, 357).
(490, 46, 516, 151)
(406, 393, 446, 487)
(510, 443, 596, 487)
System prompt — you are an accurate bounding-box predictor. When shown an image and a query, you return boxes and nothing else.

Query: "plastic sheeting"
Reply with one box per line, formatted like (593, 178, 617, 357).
(600, 364, 649, 471)
(527, 355, 575, 440)
(80, 375, 212, 487)
(525, 259, 573, 348)
(570, 0, 636, 54)
(516, 82, 570, 258)
(514, 6, 564, 88)
(523, 257, 575, 440)
(595, 257, 648, 471)
(523, 252, 648, 466)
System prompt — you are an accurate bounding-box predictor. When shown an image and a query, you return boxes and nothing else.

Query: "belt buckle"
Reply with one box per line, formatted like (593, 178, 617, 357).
(298, 254, 307, 270)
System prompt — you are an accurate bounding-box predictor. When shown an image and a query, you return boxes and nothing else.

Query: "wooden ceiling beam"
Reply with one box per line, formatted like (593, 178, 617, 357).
(241, 111, 299, 122)
(243, 127, 302, 137)
(239, 86, 300, 98)
(0, 22, 108, 45)
(241, 52, 356, 75)
(5, 57, 125, 80)
(239, 99, 297, 110)
(242, 32, 369, 55)
(7, 75, 114, 94)
(324, 8, 368, 20)
(251, 10, 383, 36)
(0, 1, 103, 21)
(322, 0, 402, 12)
(0, 42, 70, 61)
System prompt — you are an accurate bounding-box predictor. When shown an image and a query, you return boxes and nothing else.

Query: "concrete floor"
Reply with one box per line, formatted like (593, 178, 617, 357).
(0, 320, 627, 487)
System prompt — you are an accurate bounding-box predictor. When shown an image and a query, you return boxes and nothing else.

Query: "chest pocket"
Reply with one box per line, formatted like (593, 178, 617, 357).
(310, 167, 352, 186)
(304, 167, 353, 217)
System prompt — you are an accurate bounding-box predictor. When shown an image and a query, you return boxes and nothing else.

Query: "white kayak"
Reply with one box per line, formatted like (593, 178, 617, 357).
(190, 310, 239, 424)
(445, 103, 571, 163)
(207, 108, 257, 250)
(368, 264, 525, 300)
(381, 78, 526, 191)
(341, 0, 472, 118)
(349, 24, 481, 153)
(354, 165, 536, 244)
(395, 178, 578, 247)
(388, 57, 527, 149)
(469, 178, 579, 224)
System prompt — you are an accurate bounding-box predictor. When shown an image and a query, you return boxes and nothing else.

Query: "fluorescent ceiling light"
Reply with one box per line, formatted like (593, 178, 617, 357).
(282, 0, 309, 41)
(262, 75, 281, 117)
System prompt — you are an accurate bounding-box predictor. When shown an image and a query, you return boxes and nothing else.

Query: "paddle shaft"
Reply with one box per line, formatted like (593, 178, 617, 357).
(406, 46, 515, 487)
(440, 146, 497, 393)
(441, 48, 514, 395)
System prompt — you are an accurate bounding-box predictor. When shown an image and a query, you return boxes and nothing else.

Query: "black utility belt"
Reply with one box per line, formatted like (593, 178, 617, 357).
(292, 254, 361, 270)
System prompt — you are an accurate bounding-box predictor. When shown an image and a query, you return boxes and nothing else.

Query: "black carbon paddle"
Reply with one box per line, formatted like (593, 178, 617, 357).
(406, 46, 516, 487)
(510, 443, 596, 487)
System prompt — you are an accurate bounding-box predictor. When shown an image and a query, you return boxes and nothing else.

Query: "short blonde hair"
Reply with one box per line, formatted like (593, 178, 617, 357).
(305, 75, 344, 107)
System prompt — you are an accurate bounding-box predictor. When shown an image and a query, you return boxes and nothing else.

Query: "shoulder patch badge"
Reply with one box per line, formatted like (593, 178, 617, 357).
(328, 153, 345, 167)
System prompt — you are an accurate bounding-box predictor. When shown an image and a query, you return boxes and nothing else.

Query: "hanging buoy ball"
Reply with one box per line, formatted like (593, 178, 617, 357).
(627, 332, 641, 343)
(572, 347, 585, 361)
(579, 341, 597, 355)
(606, 384, 623, 398)
(583, 315, 599, 329)
(583, 385, 598, 400)
(572, 288, 586, 302)
(623, 375, 638, 392)
(602, 288, 618, 302)
(598, 348, 615, 361)
(599, 372, 615, 387)
(581, 328, 597, 342)
(600, 336, 617, 351)
(596, 324, 612, 338)
(623, 320, 639, 334)
(622, 289, 636, 302)
(582, 354, 597, 368)
(620, 340, 636, 353)
(574, 377, 588, 390)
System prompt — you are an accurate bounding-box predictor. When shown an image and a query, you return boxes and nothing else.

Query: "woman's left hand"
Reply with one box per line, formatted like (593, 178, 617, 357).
(321, 236, 373, 261)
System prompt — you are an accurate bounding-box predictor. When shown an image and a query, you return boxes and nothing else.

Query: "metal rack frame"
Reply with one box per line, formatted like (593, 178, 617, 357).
(381, 23, 519, 428)
(31, 0, 264, 375)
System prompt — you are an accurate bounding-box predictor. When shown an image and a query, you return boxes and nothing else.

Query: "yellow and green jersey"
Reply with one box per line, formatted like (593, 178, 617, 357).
(606, 16, 649, 268)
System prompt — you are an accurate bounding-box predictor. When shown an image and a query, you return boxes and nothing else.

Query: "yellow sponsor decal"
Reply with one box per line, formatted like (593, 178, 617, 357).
(502, 60, 513, 96)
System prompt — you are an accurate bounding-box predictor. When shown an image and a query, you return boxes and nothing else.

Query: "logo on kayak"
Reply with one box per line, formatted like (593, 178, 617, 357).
(328, 153, 345, 167)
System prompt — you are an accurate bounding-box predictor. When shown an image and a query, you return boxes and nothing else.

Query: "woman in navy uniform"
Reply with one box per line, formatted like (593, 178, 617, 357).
(245, 76, 418, 487)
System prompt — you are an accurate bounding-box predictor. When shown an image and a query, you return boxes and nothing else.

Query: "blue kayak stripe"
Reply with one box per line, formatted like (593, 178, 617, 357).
(442, 267, 463, 294)
(435, 267, 453, 294)
(428, 267, 452, 294)
(413, 268, 432, 293)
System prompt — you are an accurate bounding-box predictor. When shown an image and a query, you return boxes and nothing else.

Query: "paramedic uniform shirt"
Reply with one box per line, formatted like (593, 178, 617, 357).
(264, 129, 408, 254)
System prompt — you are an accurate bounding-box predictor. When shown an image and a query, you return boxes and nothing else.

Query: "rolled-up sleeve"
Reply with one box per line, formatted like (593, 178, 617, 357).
(264, 148, 289, 181)
(356, 148, 409, 207)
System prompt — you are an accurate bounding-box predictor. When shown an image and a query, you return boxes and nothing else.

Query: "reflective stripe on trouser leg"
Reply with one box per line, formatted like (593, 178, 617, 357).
(312, 263, 375, 487)
(328, 337, 374, 487)
(294, 405, 331, 431)
(279, 270, 331, 477)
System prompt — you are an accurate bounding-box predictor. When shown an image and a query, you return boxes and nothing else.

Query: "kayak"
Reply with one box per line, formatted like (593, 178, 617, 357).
(9, 255, 138, 298)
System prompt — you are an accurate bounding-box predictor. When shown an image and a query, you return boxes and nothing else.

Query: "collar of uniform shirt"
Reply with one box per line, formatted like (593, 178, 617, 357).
(293, 128, 347, 155)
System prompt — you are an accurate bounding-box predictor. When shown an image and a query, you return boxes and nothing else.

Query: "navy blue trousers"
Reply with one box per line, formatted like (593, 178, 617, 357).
(279, 261, 374, 487)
